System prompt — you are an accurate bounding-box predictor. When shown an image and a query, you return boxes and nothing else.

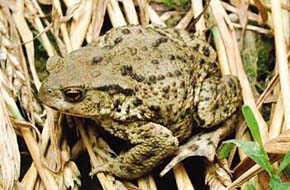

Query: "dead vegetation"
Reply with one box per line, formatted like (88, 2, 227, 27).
(0, 0, 289, 190)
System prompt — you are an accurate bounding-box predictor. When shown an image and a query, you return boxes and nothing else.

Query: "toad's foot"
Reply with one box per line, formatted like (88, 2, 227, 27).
(160, 113, 238, 176)
(91, 122, 179, 179)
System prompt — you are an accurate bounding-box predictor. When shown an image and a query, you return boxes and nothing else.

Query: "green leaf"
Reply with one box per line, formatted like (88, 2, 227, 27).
(242, 105, 263, 147)
(217, 143, 234, 159)
(277, 151, 290, 174)
(225, 139, 274, 174)
(270, 174, 290, 190)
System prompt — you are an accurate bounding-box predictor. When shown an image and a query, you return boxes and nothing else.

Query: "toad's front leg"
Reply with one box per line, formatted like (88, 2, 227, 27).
(91, 122, 179, 179)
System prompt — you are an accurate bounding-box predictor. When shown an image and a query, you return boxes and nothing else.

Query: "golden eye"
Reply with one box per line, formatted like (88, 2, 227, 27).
(62, 88, 85, 103)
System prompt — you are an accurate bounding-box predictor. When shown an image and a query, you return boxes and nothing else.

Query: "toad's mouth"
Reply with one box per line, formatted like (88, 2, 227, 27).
(53, 106, 95, 119)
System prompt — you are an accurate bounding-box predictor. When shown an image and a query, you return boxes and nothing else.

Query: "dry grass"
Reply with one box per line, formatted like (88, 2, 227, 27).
(0, 0, 289, 190)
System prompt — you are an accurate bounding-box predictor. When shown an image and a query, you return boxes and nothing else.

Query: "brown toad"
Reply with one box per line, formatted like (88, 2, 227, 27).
(38, 25, 242, 179)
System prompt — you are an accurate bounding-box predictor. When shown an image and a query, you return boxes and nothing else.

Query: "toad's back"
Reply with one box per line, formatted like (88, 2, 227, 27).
(94, 26, 197, 125)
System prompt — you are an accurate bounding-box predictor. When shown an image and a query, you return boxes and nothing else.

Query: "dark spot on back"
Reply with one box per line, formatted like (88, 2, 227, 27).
(114, 37, 123, 44)
(180, 113, 186, 120)
(114, 99, 122, 112)
(168, 54, 175, 60)
(190, 55, 195, 61)
(227, 78, 236, 89)
(151, 59, 159, 64)
(183, 89, 188, 100)
(159, 37, 168, 43)
(177, 56, 187, 63)
(97, 84, 135, 96)
(162, 86, 170, 93)
(134, 86, 139, 91)
(188, 69, 194, 76)
(126, 105, 130, 113)
(120, 65, 133, 76)
(157, 74, 165, 80)
(133, 98, 143, 106)
(129, 47, 137, 55)
(203, 96, 211, 101)
(162, 93, 169, 99)
(149, 105, 162, 119)
(135, 56, 142, 61)
(149, 75, 157, 83)
(153, 91, 158, 96)
(180, 81, 185, 88)
(131, 73, 145, 82)
(152, 40, 161, 47)
(114, 99, 120, 107)
(202, 46, 210, 56)
(166, 104, 173, 112)
(121, 28, 131, 34)
(185, 107, 191, 115)
(149, 105, 160, 112)
(193, 43, 200, 50)
(93, 55, 103, 64)
(174, 70, 182, 76)
(166, 72, 173, 77)
(172, 87, 177, 94)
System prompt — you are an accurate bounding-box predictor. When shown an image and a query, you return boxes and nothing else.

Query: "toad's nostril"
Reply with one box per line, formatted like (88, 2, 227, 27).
(47, 88, 53, 94)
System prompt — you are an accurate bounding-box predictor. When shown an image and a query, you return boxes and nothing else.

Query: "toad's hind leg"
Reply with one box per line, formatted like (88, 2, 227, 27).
(161, 112, 239, 176)
(91, 122, 179, 179)
(160, 75, 242, 176)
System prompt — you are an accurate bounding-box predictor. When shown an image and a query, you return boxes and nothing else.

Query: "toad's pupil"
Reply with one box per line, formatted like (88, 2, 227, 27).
(67, 92, 80, 99)
(64, 89, 83, 102)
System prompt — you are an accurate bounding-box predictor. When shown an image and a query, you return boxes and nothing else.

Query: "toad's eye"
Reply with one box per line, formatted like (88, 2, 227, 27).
(62, 88, 85, 103)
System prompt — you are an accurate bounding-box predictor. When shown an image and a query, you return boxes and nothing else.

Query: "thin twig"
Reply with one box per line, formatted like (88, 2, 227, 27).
(271, 0, 290, 130)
